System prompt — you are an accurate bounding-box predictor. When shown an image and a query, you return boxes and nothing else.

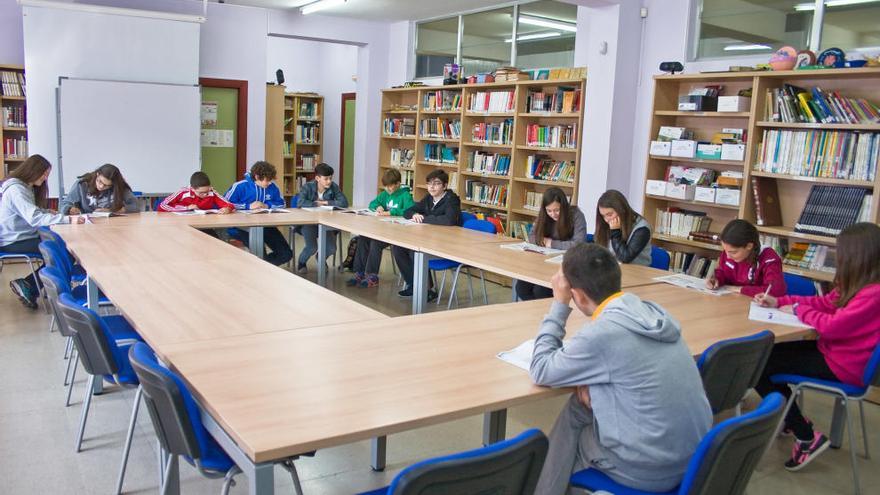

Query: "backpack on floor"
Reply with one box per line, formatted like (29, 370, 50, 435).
(341, 236, 359, 271)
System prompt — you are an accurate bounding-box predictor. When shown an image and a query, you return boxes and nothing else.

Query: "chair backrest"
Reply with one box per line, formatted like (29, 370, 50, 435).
(783, 273, 816, 296)
(585, 233, 594, 243)
(128, 342, 214, 462)
(290, 194, 300, 208)
(460, 211, 477, 226)
(38, 240, 73, 282)
(388, 428, 548, 495)
(463, 219, 497, 234)
(651, 246, 671, 270)
(697, 330, 774, 414)
(56, 292, 124, 378)
(679, 392, 784, 495)
(863, 342, 880, 387)
(38, 266, 76, 338)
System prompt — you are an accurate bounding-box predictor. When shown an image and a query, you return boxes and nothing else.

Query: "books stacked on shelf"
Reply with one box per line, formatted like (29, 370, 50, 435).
(465, 180, 508, 207)
(525, 124, 578, 149)
(282, 141, 292, 156)
(298, 153, 318, 172)
(794, 185, 871, 236)
(783, 242, 837, 274)
(526, 155, 575, 183)
(665, 165, 718, 185)
(526, 87, 581, 114)
(467, 91, 515, 113)
(388, 103, 418, 112)
(295, 176, 307, 193)
(471, 119, 513, 145)
(422, 90, 462, 112)
(523, 191, 543, 211)
(764, 85, 880, 124)
(755, 129, 878, 181)
(654, 207, 712, 238)
(760, 234, 788, 257)
(423, 143, 458, 164)
(494, 67, 531, 82)
(2, 106, 25, 127)
(400, 169, 414, 189)
(383, 117, 415, 136)
(467, 151, 510, 176)
(509, 220, 533, 241)
(667, 251, 719, 278)
(0, 71, 25, 97)
(3, 136, 27, 157)
(420, 118, 461, 139)
(296, 122, 320, 143)
(298, 101, 319, 119)
(688, 231, 721, 245)
(390, 148, 415, 168)
(449, 171, 459, 191)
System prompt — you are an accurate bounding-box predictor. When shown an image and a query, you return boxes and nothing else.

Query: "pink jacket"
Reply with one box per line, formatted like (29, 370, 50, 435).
(779, 284, 880, 386)
(714, 247, 786, 297)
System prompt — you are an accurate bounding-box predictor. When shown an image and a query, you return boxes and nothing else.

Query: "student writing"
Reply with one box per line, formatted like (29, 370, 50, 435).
(59, 163, 139, 215)
(158, 171, 234, 214)
(706, 219, 786, 296)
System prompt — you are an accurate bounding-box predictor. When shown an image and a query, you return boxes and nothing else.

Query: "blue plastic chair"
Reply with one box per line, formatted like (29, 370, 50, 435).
(37, 227, 86, 283)
(358, 428, 548, 495)
(431, 219, 497, 309)
(287, 193, 343, 271)
(460, 211, 477, 226)
(585, 233, 594, 243)
(770, 343, 880, 495)
(783, 272, 817, 296)
(570, 393, 786, 495)
(697, 330, 774, 414)
(650, 246, 670, 271)
(38, 241, 110, 306)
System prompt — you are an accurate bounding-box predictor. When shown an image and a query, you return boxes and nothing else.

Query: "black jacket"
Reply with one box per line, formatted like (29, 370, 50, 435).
(403, 191, 461, 226)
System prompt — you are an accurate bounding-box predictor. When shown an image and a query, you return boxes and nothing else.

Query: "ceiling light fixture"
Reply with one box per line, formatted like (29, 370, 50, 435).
(724, 44, 772, 51)
(794, 0, 880, 12)
(517, 14, 577, 33)
(301, 0, 347, 15)
(505, 32, 562, 43)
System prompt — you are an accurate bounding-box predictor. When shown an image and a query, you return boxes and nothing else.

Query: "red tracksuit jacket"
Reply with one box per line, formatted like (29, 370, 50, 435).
(713, 247, 786, 297)
(158, 187, 233, 212)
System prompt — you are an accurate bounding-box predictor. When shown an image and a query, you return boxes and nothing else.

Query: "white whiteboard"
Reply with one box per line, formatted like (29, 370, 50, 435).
(58, 78, 201, 196)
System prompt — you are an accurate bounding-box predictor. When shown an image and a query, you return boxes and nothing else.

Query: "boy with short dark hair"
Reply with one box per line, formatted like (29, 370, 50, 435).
(530, 243, 712, 494)
(224, 161, 293, 266)
(295, 162, 349, 272)
(391, 168, 460, 300)
(159, 171, 234, 213)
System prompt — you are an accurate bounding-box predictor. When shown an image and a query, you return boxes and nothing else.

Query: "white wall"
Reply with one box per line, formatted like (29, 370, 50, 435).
(267, 37, 358, 176)
(0, 0, 24, 65)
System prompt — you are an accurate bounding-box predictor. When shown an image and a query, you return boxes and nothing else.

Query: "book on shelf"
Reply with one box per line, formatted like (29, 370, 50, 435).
(525, 86, 581, 114)
(794, 185, 870, 237)
(422, 90, 462, 112)
(471, 119, 513, 145)
(2, 106, 26, 127)
(295, 122, 320, 143)
(509, 220, 533, 241)
(283, 117, 294, 127)
(390, 148, 415, 168)
(387, 103, 417, 112)
(467, 91, 515, 113)
(449, 172, 459, 191)
(0, 71, 25, 97)
(524, 190, 542, 211)
(665, 165, 717, 186)
(3, 137, 27, 157)
(760, 234, 789, 257)
(655, 247, 719, 279)
(526, 155, 575, 183)
(783, 241, 836, 273)
(525, 123, 578, 149)
(465, 180, 508, 207)
(750, 176, 783, 226)
(297, 153, 318, 171)
(687, 231, 721, 245)
(654, 207, 712, 238)
(764, 85, 880, 125)
(755, 129, 877, 182)
(420, 118, 461, 139)
(400, 169, 414, 189)
(298, 101, 319, 119)
(382, 117, 415, 136)
(423, 143, 458, 164)
(467, 151, 510, 176)
(282, 141, 292, 156)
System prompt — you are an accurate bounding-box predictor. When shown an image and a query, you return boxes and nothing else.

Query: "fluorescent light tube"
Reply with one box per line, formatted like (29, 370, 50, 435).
(724, 44, 772, 51)
(518, 14, 577, 32)
(505, 32, 562, 43)
(795, 0, 880, 11)
(301, 0, 347, 15)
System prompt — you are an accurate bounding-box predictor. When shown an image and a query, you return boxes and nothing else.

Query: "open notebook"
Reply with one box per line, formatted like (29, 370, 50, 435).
(496, 339, 535, 371)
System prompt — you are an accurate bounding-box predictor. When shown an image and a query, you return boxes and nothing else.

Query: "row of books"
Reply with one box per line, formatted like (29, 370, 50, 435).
(422, 91, 461, 112)
(423, 143, 458, 164)
(662, 250, 720, 279)
(526, 87, 581, 114)
(400, 169, 414, 189)
(526, 155, 575, 183)
(295, 123, 320, 144)
(509, 220, 534, 241)
(467, 151, 510, 176)
(783, 242, 837, 273)
(297, 153, 319, 171)
(467, 91, 515, 113)
(688, 231, 721, 245)
(764, 85, 880, 125)
(420, 118, 461, 139)
(665, 165, 717, 186)
(2, 106, 25, 127)
(471, 119, 513, 145)
(525, 124, 578, 149)
(0, 71, 25, 97)
(383, 117, 415, 136)
(755, 129, 878, 182)
(654, 207, 713, 238)
(523, 191, 543, 211)
(390, 148, 415, 168)
(3, 137, 27, 157)
(282, 141, 292, 156)
(795, 185, 871, 237)
(285, 176, 309, 196)
(464, 180, 508, 207)
(298, 102, 319, 119)
(449, 171, 459, 191)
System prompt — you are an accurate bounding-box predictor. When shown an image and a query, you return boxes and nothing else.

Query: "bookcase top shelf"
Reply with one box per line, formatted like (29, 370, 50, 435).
(756, 226, 838, 245)
(645, 194, 741, 211)
(1, 96, 26, 101)
(749, 171, 875, 188)
(653, 234, 722, 252)
(755, 121, 880, 131)
(654, 111, 751, 118)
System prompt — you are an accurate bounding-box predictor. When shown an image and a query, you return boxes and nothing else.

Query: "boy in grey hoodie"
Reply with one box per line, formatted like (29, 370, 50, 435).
(530, 243, 712, 494)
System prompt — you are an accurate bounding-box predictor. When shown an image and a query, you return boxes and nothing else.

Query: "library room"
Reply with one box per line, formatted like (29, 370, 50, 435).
(1, 0, 878, 494)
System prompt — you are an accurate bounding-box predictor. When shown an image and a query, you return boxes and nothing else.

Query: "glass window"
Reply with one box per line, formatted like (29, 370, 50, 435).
(694, 0, 812, 59)
(415, 17, 459, 79)
(819, 1, 880, 53)
(516, 0, 577, 70)
(461, 6, 514, 77)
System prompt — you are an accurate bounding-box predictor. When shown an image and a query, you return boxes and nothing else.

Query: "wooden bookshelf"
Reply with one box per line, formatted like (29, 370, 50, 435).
(378, 78, 586, 235)
(643, 68, 880, 282)
(265, 87, 323, 198)
(1, 65, 27, 178)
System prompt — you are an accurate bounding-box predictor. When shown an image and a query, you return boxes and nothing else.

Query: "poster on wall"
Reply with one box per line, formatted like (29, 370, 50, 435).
(200, 129, 234, 148)
(201, 101, 218, 128)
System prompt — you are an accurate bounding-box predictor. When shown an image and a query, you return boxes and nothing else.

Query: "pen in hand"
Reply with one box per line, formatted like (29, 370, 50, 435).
(762, 283, 773, 299)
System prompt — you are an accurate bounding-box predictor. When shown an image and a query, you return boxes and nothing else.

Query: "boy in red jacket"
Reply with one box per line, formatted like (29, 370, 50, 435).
(706, 219, 786, 297)
(159, 171, 234, 213)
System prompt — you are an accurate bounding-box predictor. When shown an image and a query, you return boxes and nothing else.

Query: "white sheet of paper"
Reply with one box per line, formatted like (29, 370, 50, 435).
(500, 242, 565, 256)
(497, 339, 535, 371)
(545, 254, 564, 264)
(748, 303, 810, 328)
(381, 217, 417, 225)
(653, 274, 732, 296)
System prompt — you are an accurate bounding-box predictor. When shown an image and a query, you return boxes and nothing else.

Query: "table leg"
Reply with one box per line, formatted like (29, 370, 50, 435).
(317, 224, 327, 286)
(249, 464, 275, 495)
(511, 278, 518, 302)
(202, 409, 275, 494)
(483, 409, 507, 445)
(249, 226, 264, 258)
(371, 436, 387, 472)
(412, 251, 428, 315)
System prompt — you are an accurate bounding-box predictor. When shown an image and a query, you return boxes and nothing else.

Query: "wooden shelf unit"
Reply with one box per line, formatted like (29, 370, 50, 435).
(643, 68, 880, 282)
(265, 87, 323, 198)
(378, 78, 586, 234)
(1, 65, 27, 178)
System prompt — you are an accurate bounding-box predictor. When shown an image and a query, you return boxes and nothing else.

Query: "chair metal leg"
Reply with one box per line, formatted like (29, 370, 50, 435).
(63, 335, 73, 360)
(735, 402, 742, 416)
(48, 313, 56, 333)
(436, 270, 447, 305)
(75, 374, 97, 452)
(447, 266, 463, 310)
(160, 454, 175, 495)
(287, 227, 296, 270)
(464, 267, 474, 305)
(63, 344, 75, 385)
(479, 269, 488, 305)
(843, 400, 861, 495)
(116, 385, 143, 495)
(220, 465, 242, 495)
(858, 400, 869, 459)
(65, 351, 78, 407)
(282, 460, 304, 495)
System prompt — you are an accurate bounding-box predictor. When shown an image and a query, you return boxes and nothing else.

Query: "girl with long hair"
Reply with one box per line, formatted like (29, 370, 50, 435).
(706, 219, 786, 297)
(594, 189, 652, 265)
(59, 163, 138, 215)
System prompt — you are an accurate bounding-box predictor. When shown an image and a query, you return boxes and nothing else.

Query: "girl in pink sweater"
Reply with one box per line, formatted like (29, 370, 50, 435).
(706, 219, 786, 297)
(754, 222, 880, 471)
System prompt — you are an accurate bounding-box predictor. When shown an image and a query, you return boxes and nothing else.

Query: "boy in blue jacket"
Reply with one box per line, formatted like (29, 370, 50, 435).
(295, 162, 349, 273)
(224, 161, 293, 266)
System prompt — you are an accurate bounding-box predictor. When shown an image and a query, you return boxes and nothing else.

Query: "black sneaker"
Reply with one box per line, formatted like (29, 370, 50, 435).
(296, 262, 308, 274)
(398, 286, 413, 298)
(10, 279, 37, 310)
(427, 290, 438, 302)
(784, 432, 830, 471)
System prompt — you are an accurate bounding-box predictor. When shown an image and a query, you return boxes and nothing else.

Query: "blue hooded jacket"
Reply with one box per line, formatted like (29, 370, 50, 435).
(224, 173, 285, 210)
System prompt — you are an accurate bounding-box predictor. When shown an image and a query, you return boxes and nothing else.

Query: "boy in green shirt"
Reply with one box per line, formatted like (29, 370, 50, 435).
(347, 168, 414, 288)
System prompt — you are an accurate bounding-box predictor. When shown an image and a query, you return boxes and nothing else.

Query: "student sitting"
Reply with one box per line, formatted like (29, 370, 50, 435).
(706, 219, 786, 297)
(515, 187, 586, 301)
(224, 161, 293, 266)
(1, 155, 84, 309)
(59, 163, 139, 215)
(529, 243, 712, 494)
(347, 168, 414, 288)
(594, 189, 652, 265)
(754, 222, 880, 471)
(158, 171, 234, 214)
(392, 169, 461, 300)
(295, 162, 349, 273)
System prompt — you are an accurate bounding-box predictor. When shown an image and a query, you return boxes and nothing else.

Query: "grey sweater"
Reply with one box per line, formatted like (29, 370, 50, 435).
(528, 206, 587, 250)
(530, 294, 712, 487)
(59, 179, 139, 214)
(0, 178, 68, 246)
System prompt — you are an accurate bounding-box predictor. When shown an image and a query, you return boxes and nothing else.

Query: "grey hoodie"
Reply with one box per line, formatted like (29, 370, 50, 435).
(530, 294, 712, 486)
(0, 178, 68, 247)
(59, 179, 139, 214)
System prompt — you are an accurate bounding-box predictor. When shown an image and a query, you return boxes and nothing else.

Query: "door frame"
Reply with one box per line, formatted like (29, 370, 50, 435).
(339, 92, 356, 192)
(199, 77, 248, 179)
